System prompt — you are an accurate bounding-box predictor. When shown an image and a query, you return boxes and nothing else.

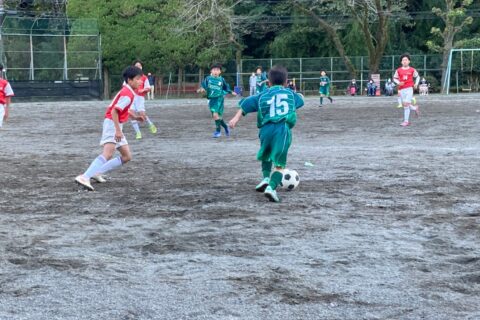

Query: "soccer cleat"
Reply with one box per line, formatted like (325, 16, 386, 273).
(75, 175, 94, 191)
(412, 97, 417, 105)
(213, 131, 221, 138)
(264, 186, 280, 202)
(396, 103, 403, 108)
(400, 121, 410, 127)
(224, 125, 230, 137)
(91, 174, 107, 183)
(135, 132, 142, 140)
(255, 177, 270, 192)
(149, 124, 157, 134)
(318, 105, 323, 107)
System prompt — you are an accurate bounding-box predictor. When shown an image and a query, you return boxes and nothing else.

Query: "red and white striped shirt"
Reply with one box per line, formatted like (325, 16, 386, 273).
(105, 85, 135, 123)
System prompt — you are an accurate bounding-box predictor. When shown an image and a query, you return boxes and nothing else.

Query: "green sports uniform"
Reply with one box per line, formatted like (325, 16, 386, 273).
(239, 85, 304, 168)
(255, 72, 268, 94)
(319, 76, 331, 96)
(201, 75, 232, 116)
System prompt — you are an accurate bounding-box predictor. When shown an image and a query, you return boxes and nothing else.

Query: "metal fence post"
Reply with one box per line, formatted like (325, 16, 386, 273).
(299, 57, 303, 92)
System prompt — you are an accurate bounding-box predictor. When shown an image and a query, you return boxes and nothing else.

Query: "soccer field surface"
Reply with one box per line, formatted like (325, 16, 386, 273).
(1, 94, 479, 319)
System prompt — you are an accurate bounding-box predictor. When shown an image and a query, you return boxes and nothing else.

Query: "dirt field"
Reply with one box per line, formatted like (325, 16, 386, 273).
(1, 94, 479, 320)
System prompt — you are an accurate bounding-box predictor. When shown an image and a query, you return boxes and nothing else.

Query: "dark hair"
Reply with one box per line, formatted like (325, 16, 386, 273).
(123, 66, 143, 83)
(0, 64, 3, 71)
(256, 66, 262, 71)
(400, 53, 410, 62)
(210, 63, 222, 71)
(268, 65, 288, 86)
(133, 60, 143, 67)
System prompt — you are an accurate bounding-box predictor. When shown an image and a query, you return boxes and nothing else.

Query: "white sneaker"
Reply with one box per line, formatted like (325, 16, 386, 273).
(264, 186, 280, 202)
(91, 174, 107, 183)
(75, 175, 94, 191)
(255, 177, 270, 192)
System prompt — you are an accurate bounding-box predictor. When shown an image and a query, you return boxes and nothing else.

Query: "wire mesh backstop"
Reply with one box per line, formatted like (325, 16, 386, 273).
(0, 16, 102, 99)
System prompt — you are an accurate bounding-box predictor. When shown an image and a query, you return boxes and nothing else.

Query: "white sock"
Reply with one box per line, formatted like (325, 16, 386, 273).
(98, 157, 123, 175)
(404, 108, 410, 122)
(145, 116, 153, 126)
(131, 120, 141, 133)
(83, 155, 107, 179)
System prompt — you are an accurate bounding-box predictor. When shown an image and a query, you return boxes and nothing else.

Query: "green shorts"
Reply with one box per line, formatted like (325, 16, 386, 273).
(319, 87, 330, 96)
(257, 122, 292, 168)
(209, 97, 224, 116)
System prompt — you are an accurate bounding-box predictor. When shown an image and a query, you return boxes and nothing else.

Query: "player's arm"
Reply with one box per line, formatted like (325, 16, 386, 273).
(140, 79, 151, 94)
(294, 92, 305, 110)
(413, 70, 420, 88)
(393, 70, 401, 85)
(128, 108, 145, 122)
(222, 78, 236, 96)
(110, 108, 123, 142)
(3, 83, 14, 121)
(228, 96, 259, 128)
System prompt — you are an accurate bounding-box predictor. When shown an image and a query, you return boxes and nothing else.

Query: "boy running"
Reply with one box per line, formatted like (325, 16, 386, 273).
(0, 65, 14, 129)
(394, 54, 420, 127)
(228, 65, 304, 203)
(199, 63, 236, 138)
(75, 66, 145, 191)
(319, 70, 333, 106)
(130, 60, 157, 139)
(255, 67, 268, 94)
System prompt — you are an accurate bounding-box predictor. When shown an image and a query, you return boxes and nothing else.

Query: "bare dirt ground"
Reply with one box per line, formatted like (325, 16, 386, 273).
(0, 94, 479, 320)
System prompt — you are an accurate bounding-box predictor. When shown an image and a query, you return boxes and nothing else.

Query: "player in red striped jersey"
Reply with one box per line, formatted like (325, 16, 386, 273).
(393, 54, 420, 127)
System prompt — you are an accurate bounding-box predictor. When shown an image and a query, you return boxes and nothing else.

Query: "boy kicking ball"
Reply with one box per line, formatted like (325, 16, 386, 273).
(228, 65, 304, 202)
(75, 66, 145, 191)
(394, 53, 420, 126)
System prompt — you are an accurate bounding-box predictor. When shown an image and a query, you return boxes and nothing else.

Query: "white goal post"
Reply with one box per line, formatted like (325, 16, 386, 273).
(444, 48, 480, 94)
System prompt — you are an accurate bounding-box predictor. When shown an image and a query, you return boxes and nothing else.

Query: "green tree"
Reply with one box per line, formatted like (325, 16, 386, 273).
(426, 0, 473, 92)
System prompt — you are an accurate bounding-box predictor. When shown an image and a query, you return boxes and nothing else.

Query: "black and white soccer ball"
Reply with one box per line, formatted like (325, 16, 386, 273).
(280, 169, 300, 191)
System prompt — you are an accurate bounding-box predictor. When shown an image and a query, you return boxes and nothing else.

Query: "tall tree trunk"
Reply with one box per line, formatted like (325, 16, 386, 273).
(294, 3, 357, 79)
(103, 67, 110, 100)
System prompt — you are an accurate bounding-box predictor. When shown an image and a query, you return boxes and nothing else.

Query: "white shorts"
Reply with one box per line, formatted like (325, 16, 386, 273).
(399, 87, 414, 105)
(133, 95, 146, 112)
(0, 104, 4, 127)
(100, 118, 128, 148)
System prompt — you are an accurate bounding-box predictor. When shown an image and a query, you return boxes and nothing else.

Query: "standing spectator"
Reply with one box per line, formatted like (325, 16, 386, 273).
(287, 80, 297, 92)
(384, 78, 395, 96)
(367, 79, 377, 96)
(347, 79, 359, 96)
(419, 77, 429, 96)
(147, 72, 155, 100)
(249, 72, 257, 96)
(255, 67, 268, 94)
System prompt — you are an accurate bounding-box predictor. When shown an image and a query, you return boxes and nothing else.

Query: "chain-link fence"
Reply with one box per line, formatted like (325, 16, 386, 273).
(0, 16, 102, 99)
(240, 55, 444, 95)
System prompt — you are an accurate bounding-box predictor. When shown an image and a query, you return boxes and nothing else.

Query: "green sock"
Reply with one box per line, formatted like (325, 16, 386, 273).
(320, 97, 323, 105)
(261, 161, 272, 178)
(269, 171, 283, 190)
(214, 119, 221, 131)
(220, 119, 228, 130)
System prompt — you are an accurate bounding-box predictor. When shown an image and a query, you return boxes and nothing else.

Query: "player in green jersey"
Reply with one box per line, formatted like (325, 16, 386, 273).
(319, 70, 333, 107)
(199, 63, 236, 138)
(255, 66, 268, 94)
(229, 65, 305, 202)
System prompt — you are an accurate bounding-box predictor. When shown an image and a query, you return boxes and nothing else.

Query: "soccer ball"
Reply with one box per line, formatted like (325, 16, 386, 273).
(280, 169, 300, 191)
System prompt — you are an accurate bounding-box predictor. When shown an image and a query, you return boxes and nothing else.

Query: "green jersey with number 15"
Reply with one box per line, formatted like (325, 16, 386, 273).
(239, 85, 304, 128)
